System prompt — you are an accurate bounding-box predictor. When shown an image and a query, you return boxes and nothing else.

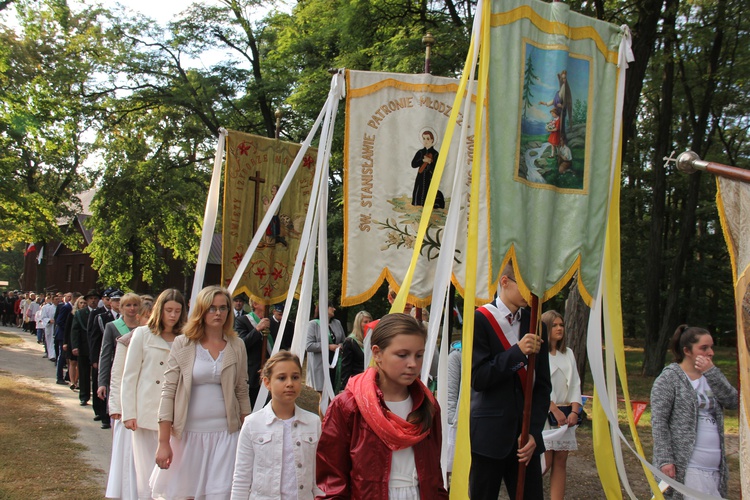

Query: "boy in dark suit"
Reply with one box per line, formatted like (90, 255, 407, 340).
(469, 262, 551, 499)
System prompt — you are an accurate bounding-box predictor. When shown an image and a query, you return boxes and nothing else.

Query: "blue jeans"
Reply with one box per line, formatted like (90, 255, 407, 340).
(36, 328, 44, 344)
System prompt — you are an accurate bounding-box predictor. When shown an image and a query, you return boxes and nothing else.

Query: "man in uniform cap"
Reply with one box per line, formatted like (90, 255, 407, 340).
(270, 303, 295, 351)
(89, 288, 122, 428)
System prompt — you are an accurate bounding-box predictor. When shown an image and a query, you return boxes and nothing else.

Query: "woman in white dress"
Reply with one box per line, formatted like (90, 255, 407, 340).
(121, 289, 187, 500)
(153, 286, 252, 500)
(105, 293, 143, 499)
(540, 310, 582, 500)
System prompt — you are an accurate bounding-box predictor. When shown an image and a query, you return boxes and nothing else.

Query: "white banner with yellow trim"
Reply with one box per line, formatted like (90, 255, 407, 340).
(342, 70, 491, 307)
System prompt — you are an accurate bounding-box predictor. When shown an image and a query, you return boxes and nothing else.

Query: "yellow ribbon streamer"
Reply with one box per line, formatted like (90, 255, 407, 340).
(602, 133, 664, 498)
(593, 385, 623, 499)
(450, 1, 491, 497)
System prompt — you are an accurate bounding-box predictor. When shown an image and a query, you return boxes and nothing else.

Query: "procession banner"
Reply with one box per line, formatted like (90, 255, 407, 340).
(488, 0, 625, 303)
(222, 130, 317, 305)
(342, 70, 491, 307)
(716, 176, 750, 495)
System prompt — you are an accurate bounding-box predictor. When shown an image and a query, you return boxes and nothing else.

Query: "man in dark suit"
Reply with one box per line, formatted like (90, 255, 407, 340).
(89, 288, 121, 427)
(235, 299, 269, 407)
(469, 262, 551, 500)
(270, 303, 294, 351)
(71, 290, 100, 407)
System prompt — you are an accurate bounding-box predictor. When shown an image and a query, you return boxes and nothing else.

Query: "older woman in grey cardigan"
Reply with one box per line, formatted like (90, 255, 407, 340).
(651, 325, 738, 499)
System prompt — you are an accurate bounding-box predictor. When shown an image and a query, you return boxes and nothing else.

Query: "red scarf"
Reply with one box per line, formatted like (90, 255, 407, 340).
(348, 367, 435, 451)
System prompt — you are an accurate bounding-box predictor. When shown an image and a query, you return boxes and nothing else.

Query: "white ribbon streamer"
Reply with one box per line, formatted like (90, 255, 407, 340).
(191, 128, 228, 308)
(252, 72, 346, 413)
(587, 30, 724, 497)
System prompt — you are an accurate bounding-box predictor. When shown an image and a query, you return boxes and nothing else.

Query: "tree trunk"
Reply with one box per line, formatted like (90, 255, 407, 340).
(564, 274, 590, 386)
(642, 0, 727, 376)
(643, 172, 703, 375)
(641, 0, 679, 376)
(621, 0, 664, 156)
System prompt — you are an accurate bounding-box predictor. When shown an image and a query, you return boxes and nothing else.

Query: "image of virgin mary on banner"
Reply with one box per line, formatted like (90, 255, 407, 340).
(222, 130, 317, 305)
(488, 0, 627, 301)
(342, 70, 492, 307)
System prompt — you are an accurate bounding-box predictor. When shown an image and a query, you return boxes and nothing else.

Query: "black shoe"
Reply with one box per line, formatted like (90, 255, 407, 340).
(79, 400, 88, 406)
(93, 415, 102, 421)
(56, 380, 67, 385)
(101, 422, 111, 430)
(49, 358, 56, 363)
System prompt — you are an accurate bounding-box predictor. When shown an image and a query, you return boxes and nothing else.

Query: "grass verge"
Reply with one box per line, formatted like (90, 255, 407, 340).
(0, 372, 102, 500)
(0, 333, 23, 347)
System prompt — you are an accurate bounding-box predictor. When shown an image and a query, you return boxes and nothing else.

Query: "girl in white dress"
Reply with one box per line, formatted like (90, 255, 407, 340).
(231, 351, 321, 499)
(105, 293, 144, 499)
(540, 310, 582, 500)
(121, 289, 187, 500)
(153, 286, 251, 500)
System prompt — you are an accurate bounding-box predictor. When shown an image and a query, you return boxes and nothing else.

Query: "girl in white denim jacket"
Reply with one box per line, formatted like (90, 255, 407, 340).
(231, 351, 321, 500)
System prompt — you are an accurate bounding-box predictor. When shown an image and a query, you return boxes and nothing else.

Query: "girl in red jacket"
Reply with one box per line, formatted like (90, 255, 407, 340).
(316, 313, 448, 499)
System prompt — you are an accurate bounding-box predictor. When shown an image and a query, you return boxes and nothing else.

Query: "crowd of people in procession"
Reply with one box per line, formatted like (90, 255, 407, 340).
(0, 260, 738, 499)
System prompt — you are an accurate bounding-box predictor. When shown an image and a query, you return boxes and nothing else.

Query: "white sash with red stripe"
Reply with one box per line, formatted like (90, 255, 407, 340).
(478, 305, 527, 392)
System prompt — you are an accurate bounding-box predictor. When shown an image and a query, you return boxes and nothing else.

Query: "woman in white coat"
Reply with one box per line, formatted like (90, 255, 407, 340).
(120, 289, 187, 500)
(540, 310, 582, 500)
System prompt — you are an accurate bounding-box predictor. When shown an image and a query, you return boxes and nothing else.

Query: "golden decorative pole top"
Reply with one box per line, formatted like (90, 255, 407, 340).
(275, 109, 283, 139)
(422, 32, 435, 74)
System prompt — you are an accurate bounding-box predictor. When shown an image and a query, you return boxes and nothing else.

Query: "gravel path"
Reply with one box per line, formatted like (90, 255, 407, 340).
(0, 326, 111, 493)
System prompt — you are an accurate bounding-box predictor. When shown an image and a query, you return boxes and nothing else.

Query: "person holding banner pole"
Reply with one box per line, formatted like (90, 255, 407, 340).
(236, 299, 270, 408)
(469, 262, 550, 500)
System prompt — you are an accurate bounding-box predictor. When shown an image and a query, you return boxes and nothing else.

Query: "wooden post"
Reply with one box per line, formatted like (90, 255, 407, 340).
(260, 304, 271, 367)
(515, 294, 540, 499)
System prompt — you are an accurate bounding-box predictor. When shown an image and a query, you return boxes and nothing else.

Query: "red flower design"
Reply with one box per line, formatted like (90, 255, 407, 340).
(263, 285, 273, 297)
(254, 267, 267, 280)
(232, 252, 243, 265)
(271, 267, 283, 280)
(238, 142, 252, 156)
(303, 155, 315, 169)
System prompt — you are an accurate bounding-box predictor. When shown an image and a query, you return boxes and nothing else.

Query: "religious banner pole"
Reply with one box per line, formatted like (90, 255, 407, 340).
(515, 294, 540, 500)
(422, 32, 435, 74)
(667, 149, 750, 183)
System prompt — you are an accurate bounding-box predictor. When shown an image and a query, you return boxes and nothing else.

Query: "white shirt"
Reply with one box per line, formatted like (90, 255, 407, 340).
(39, 303, 56, 328)
(687, 376, 721, 470)
(558, 144, 572, 161)
(549, 348, 582, 406)
(384, 396, 419, 493)
(231, 403, 321, 500)
(483, 298, 521, 345)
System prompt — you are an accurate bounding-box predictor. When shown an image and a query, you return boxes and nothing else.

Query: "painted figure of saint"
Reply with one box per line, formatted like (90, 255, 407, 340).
(411, 130, 445, 208)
